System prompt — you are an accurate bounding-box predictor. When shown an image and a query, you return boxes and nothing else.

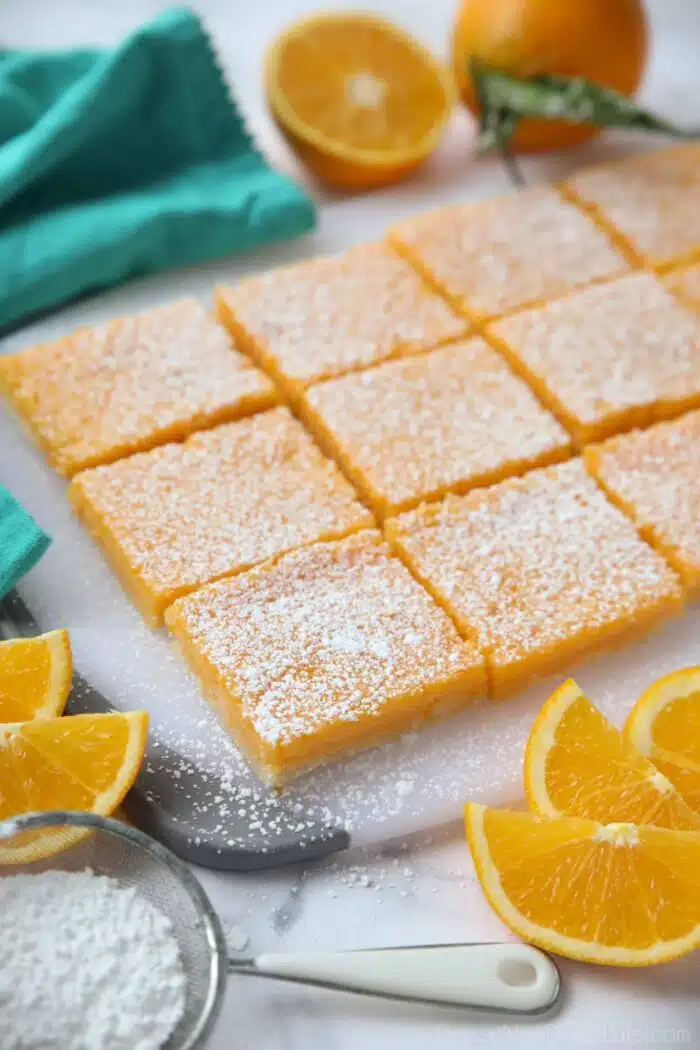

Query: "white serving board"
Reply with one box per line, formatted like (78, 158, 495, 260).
(3, 400, 700, 849)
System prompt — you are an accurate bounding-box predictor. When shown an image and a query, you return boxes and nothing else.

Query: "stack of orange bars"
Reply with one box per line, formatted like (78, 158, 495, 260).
(4, 144, 700, 786)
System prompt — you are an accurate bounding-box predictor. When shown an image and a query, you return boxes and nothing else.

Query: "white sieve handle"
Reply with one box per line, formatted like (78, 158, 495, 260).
(232, 942, 560, 1013)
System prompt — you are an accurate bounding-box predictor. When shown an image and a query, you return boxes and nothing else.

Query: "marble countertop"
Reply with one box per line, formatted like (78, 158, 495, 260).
(2, 0, 700, 1046)
(195, 821, 700, 1049)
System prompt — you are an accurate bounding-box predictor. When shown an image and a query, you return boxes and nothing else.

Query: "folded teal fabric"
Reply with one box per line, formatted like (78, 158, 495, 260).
(0, 486, 51, 599)
(0, 7, 315, 331)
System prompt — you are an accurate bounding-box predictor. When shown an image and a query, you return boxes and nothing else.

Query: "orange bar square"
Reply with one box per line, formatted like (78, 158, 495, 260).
(389, 186, 628, 323)
(0, 300, 277, 477)
(566, 145, 700, 271)
(488, 273, 700, 445)
(300, 337, 572, 517)
(386, 459, 683, 699)
(586, 410, 700, 596)
(166, 531, 486, 784)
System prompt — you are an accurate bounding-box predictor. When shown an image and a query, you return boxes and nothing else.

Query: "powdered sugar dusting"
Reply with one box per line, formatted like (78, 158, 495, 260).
(567, 144, 700, 267)
(0, 299, 275, 475)
(304, 337, 571, 514)
(70, 407, 372, 608)
(388, 459, 683, 683)
(491, 272, 700, 442)
(217, 242, 467, 387)
(389, 185, 628, 320)
(587, 410, 700, 592)
(166, 531, 484, 775)
(0, 870, 186, 1050)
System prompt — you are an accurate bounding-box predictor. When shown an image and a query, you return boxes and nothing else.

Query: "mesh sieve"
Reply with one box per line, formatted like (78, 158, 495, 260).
(0, 811, 228, 1050)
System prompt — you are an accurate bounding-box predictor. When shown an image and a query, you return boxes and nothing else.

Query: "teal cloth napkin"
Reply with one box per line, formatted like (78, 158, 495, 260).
(0, 486, 51, 599)
(0, 7, 315, 331)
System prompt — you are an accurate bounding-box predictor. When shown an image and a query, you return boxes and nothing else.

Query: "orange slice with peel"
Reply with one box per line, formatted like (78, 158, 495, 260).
(0, 711, 148, 864)
(524, 679, 700, 829)
(625, 668, 700, 814)
(465, 804, 700, 966)
(0, 631, 72, 722)
(266, 12, 455, 190)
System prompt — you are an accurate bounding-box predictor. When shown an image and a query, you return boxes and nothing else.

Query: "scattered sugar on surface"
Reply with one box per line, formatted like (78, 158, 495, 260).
(390, 458, 682, 670)
(71, 407, 371, 596)
(0, 870, 186, 1050)
(567, 144, 700, 265)
(167, 531, 482, 750)
(3, 299, 274, 472)
(492, 273, 700, 435)
(58, 617, 526, 852)
(218, 242, 467, 385)
(322, 855, 419, 896)
(389, 185, 627, 318)
(223, 922, 250, 953)
(303, 825, 478, 905)
(81, 644, 529, 855)
(17, 603, 530, 856)
(305, 337, 571, 512)
(588, 409, 700, 588)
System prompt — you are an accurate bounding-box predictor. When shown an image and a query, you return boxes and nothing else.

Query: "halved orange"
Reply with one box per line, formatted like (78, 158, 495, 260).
(524, 679, 700, 829)
(0, 710, 148, 864)
(625, 668, 700, 814)
(266, 13, 455, 190)
(466, 803, 700, 966)
(0, 631, 72, 722)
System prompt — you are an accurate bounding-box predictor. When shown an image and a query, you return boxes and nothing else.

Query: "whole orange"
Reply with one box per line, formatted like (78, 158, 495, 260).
(452, 0, 648, 152)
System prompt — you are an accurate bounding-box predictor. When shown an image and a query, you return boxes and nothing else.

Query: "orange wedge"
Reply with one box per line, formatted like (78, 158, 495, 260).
(524, 679, 700, 829)
(0, 631, 72, 722)
(625, 668, 700, 814)
(465, 804, 700, 966)
(0, 711, 148, 864)
(265, 13, 455, 190)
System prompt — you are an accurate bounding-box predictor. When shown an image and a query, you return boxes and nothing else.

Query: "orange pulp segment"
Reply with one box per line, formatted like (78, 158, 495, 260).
(465, 804, 700, 966)
(266, 13, 455, 189)
(0, 631, 72, 723)
(625, 667, 700, 815)
(524, 679, 700, 829)
(0, 711, 148, 864)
